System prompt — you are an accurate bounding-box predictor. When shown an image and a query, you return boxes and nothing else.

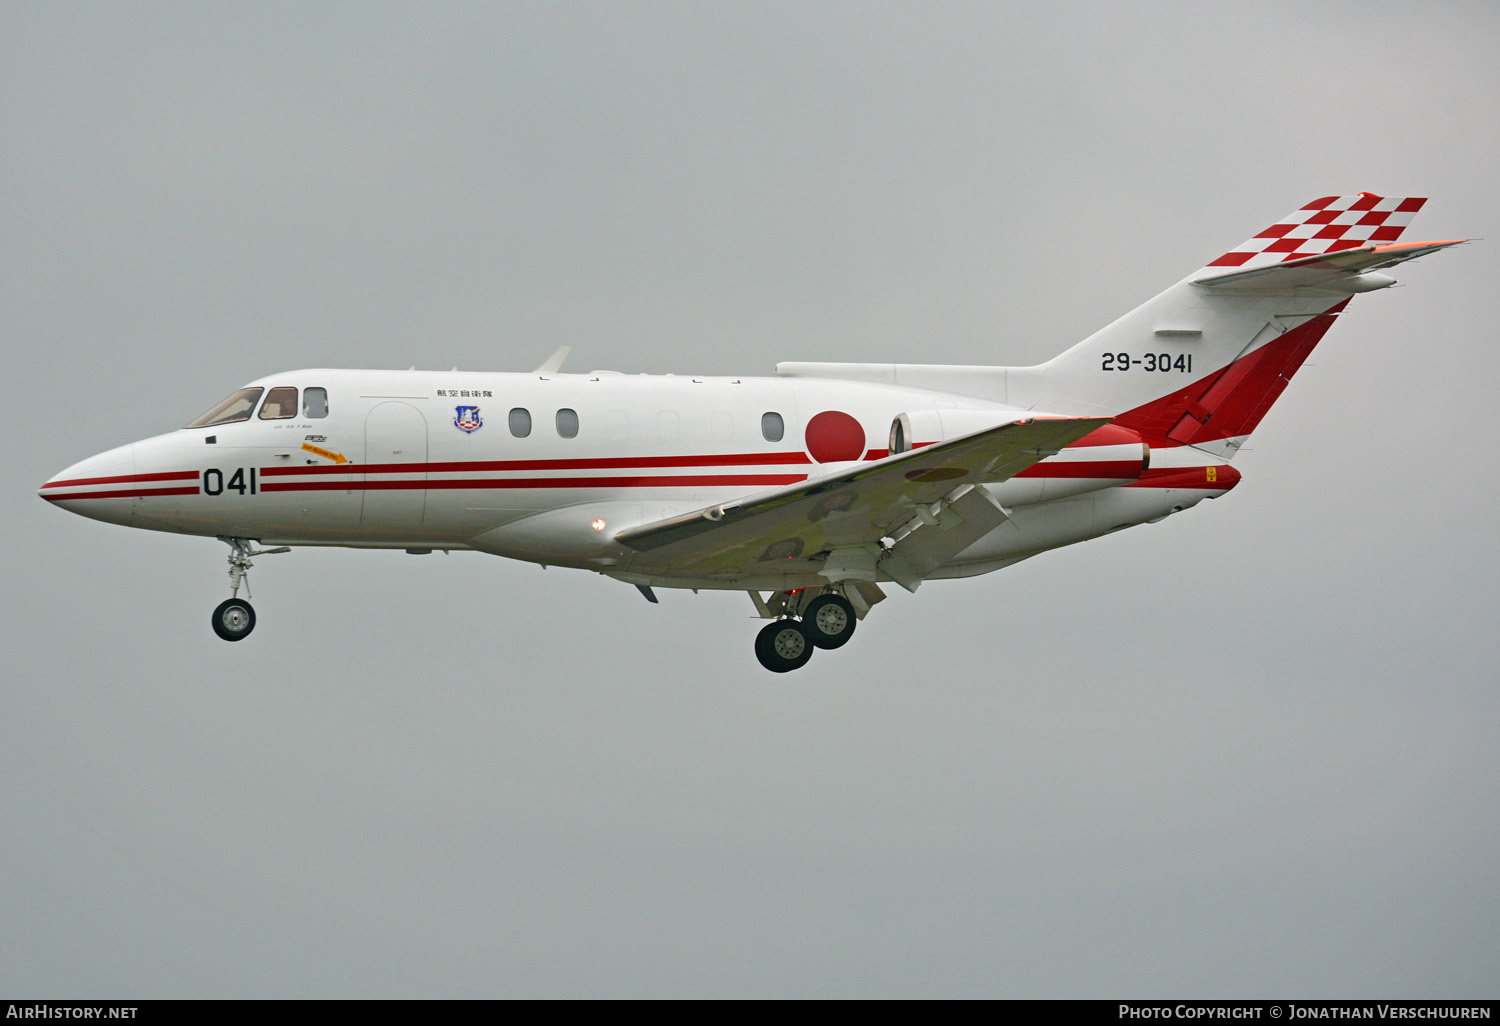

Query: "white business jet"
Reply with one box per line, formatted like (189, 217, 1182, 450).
(41, 195, 1463, 671)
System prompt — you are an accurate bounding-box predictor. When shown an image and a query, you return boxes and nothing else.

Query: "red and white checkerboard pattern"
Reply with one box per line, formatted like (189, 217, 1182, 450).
(1206, 193, 1426, 269)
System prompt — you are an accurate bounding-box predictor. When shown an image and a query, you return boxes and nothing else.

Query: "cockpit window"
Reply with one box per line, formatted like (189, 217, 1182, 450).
(258, 386, 299, 420)
(303, 387, 328, 418)
(185, 387, 265, 428)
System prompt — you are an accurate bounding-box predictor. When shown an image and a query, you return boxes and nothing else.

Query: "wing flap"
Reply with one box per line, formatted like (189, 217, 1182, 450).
(615, 415, 1109, 579)
(879, 482, 1013, 592)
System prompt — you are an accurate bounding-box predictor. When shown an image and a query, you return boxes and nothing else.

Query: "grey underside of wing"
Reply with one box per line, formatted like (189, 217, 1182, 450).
(614, 416, 1110, 581)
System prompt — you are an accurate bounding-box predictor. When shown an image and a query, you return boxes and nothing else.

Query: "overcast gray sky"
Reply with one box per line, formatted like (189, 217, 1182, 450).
(3, 1, 1497, 998)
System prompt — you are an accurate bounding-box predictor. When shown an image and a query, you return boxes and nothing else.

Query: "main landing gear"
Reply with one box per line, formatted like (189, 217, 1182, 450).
(752, 590, 858, 672)
(802, 593, 856, 650)
(211, 537, 289, 642)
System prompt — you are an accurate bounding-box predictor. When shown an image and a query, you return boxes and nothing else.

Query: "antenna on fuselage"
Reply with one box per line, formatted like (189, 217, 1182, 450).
(533, 346, 571, 374)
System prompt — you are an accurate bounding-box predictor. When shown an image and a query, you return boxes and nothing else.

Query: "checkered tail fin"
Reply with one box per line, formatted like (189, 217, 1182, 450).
(1016, 193, 1462, 460)
(1195, 193, 1426, 276)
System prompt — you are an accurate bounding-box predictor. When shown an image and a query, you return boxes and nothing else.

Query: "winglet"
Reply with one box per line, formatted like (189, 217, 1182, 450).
(534, 346, 572, 374)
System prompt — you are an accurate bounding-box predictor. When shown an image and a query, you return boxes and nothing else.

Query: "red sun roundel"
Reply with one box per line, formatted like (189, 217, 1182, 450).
(804, 411, 866, 463)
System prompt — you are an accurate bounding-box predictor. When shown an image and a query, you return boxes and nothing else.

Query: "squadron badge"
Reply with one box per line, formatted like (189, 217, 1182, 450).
(453, 405, 483, 433)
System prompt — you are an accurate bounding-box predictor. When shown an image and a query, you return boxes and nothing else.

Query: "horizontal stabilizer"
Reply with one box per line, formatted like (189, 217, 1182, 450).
(1193, 238, 1467, 291)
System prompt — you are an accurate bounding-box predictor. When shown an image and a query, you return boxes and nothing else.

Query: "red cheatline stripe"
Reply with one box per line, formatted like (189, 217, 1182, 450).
(259, 451, 813, 477)
(41, 486, 200, 501)
(1016, 461, 1144, 479)
(262, 474, 807, 493)
(40, 470, 198, 490)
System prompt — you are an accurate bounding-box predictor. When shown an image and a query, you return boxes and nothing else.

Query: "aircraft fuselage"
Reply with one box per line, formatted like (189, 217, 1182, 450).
(41, 367, 1230, 593)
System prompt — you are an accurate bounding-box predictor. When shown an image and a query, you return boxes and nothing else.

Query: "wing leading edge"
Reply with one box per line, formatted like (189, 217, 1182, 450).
(615, 415, 1110, 586)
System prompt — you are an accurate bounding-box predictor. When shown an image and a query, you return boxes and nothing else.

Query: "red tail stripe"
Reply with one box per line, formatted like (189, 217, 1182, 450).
(1069, 424, 1145, 448)
(1115, 301, 1347, 447)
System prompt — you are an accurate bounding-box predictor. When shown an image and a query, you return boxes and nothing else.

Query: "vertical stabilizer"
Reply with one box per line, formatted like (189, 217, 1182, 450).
(1008, 194, 1441, 459)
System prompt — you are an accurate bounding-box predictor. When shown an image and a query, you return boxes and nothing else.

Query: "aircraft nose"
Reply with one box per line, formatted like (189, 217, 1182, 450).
(39, 444, 140, 524)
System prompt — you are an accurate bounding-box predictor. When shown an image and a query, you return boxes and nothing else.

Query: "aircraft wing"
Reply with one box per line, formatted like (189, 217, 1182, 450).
(1192, 238, 1467, 291)
(615, 415, 1109, 586)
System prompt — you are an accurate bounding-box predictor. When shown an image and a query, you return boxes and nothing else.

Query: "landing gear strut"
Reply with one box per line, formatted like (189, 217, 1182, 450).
(212, 537, 289, 642)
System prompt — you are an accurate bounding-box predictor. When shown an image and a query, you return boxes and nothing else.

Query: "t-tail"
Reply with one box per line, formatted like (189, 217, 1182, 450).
(1006, 194, 1466, 460)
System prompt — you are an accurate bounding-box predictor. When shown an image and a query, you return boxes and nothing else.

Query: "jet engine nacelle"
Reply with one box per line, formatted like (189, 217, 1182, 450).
(889, 411, 1150, 505)
(887, 409, 1031, 454)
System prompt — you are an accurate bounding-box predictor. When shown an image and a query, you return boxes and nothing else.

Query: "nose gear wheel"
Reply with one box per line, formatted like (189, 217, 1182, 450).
(212, 597, 256, 642)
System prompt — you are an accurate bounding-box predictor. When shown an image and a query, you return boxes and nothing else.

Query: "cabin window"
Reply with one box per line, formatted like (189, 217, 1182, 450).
(258, 387, 299, 420)
(508, 408, 531, 437)
(185, 387, 264, 428)
(556, 408, 579, 439)
(761, 411, 784, 442)
(303, 387, 329, 418)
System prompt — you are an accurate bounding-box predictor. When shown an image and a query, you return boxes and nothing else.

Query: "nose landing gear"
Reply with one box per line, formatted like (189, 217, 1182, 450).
(212, 537, 289, 641)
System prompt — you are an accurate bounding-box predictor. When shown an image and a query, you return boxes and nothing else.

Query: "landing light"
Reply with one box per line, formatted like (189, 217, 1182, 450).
(592, 518, 606, 531)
